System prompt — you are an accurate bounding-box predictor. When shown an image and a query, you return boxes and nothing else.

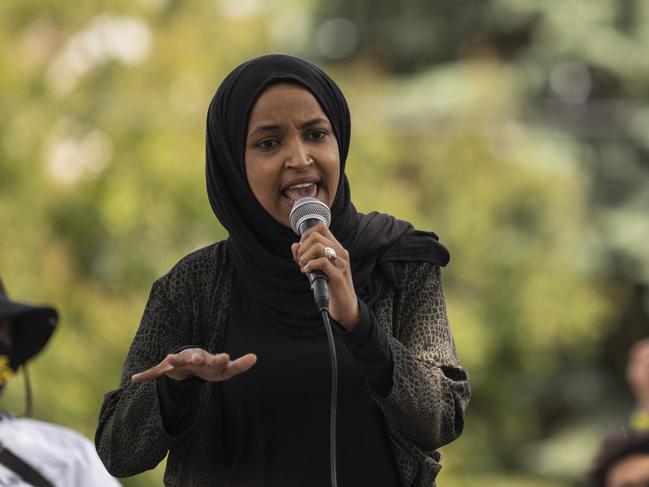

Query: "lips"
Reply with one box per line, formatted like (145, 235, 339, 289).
(282, 182, 318, 203)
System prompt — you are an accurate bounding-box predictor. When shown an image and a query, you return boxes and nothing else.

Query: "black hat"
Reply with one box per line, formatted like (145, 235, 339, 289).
(0, 278, 58, 370)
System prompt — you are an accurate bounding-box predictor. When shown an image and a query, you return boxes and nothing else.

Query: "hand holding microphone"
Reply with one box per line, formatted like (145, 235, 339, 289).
(289, 197, 359, 331)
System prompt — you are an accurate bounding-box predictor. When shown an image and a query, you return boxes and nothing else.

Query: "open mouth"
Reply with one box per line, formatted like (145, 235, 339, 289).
(282, 182, 319, 203)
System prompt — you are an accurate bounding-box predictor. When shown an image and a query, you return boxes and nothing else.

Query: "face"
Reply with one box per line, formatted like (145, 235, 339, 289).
(608, 454, 649, 487)
(245, 83, 340, 227)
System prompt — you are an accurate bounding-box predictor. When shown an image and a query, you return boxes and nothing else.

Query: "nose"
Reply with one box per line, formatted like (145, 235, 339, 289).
(284, 135, 313, 169)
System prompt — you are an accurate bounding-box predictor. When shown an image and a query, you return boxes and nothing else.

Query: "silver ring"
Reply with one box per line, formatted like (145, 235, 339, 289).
(324, 246, 337, 261)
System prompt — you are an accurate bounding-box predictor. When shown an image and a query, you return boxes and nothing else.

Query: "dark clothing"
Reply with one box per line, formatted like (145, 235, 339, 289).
(95, 242, 470, 487)
(158, 278, 399, 487)
(97, 55, 467, 487)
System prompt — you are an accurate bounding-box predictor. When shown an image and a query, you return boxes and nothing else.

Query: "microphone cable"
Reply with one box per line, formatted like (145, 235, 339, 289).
(321, 309, 338, 487)
(23, 364, 33, 418)
(289, 197, 338, 487)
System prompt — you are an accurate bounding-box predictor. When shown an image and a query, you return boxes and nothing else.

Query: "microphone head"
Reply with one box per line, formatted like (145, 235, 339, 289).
(289, 197, 331, 235)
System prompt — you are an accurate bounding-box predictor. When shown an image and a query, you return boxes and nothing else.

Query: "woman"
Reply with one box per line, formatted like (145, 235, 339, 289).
(95, 54, 470, 487)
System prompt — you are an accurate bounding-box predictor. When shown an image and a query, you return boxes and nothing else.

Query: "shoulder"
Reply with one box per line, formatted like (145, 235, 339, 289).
(1, 416, 95, 450)
(1, 418, 119, 484)
(399, 261, 442, 292)
(392, 261, 445, 323)
(373, 262, 443, 333)
(152, 240, 231, 303)
(401, 261, 440, 277)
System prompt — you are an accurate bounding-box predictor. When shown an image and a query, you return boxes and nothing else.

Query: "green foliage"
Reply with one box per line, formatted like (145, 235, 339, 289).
(0, 1, 642, 485)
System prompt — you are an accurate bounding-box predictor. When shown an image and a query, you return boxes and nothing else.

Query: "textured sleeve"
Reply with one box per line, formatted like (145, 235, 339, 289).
(95, 277, 197, 477)
(341, 299, 393, 397)
(374, 262, 470, 451)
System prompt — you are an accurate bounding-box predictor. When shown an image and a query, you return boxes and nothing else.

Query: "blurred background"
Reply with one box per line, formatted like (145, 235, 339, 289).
(1, 0, 648, 485)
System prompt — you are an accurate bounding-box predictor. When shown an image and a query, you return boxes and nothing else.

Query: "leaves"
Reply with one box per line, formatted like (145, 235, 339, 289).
(1, 1, 644, 485)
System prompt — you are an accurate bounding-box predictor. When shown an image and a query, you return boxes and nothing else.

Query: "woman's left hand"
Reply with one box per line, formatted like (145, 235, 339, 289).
(291, 223, 359, 331)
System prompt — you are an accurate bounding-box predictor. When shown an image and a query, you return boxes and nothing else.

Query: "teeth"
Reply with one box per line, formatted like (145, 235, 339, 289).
(288, 183, 315, 189)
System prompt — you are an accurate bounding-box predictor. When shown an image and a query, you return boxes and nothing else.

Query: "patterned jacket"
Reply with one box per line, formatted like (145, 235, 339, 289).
(95, 241, 470, 486)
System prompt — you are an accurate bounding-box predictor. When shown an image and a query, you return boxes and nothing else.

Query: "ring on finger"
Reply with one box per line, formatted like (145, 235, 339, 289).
(324, 246, 337, 262)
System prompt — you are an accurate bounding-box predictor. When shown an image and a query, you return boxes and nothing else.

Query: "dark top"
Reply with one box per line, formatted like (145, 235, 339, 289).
(96, 242, 470, 487)
(158, 278, 400, 486)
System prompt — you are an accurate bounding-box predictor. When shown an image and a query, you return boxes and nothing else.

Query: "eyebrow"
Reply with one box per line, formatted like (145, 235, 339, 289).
(248, 117, 331, 138)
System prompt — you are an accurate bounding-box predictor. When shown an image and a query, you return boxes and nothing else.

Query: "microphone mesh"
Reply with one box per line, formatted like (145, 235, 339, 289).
(289, 197, 331, 235)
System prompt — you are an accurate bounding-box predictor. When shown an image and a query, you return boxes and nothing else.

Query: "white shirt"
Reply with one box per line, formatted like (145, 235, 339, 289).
(0, 413, 120, 487)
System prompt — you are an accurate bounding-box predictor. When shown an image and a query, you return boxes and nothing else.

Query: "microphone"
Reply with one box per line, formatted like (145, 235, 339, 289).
(290, 197, 339, 487)
(289, 197, 332, 312)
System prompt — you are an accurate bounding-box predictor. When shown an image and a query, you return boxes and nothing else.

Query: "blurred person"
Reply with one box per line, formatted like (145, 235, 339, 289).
(586, 428, 649, 487)
(0, 278, 120, 487)
(627, 338, 649, 431)
(96, 54, 470, 487)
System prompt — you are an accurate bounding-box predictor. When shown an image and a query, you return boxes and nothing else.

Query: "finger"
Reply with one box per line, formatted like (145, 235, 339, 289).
(312, 223, 337, 243)
(132, 361, 175, 383)
(208, 353, 230, 368)
(291, 242, 300, 264)
(297, 236, 346, 263)
(188, 352, 206, 366)
(297, 242, 329, 268)
(302, 256, 346, 280)
(299, 230, 332, 249)
(167, 351, 196, 367)
(164, 347, 207, 367)
(299, 222, 327, 241)
(300, 223, 338, 244)
(297, 233, 348, 264)
(220, 353, 258, 381)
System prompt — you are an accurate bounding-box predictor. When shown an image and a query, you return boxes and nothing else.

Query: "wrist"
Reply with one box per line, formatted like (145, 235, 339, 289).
(338, 300, 360, 331)
(167, 370, 192, 381)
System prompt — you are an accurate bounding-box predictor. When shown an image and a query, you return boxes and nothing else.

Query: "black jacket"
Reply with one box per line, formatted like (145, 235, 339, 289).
(95, 241, 470, 486)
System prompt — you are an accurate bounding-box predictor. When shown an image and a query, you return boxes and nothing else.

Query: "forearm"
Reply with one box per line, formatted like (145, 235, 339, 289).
(95, 380, 172, 477)
(374, 336, 469, 450)
(370, 262, 470, 451)
(95, 282, 192, 476)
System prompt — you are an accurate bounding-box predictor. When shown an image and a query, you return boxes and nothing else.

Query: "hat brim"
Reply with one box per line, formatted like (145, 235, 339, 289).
(0, 301, 58, 368)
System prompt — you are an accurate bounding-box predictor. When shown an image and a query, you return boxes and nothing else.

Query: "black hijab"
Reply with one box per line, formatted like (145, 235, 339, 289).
(205, 54, 448, 332)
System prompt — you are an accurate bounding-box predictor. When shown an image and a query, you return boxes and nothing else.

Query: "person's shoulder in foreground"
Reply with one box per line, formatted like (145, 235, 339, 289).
(0, 277, 121, 486)
(0, 412, 121, 486)
(586, 428, 649, 487)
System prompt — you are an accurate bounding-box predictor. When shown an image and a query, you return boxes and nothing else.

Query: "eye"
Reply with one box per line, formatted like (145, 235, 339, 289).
(255, 138, 279, 149)
(307, 130, 327, 141)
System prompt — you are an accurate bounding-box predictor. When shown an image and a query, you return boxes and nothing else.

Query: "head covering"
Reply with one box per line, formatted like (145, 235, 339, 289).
(205, 54, 448, 331)
(0, 278, 58, 370)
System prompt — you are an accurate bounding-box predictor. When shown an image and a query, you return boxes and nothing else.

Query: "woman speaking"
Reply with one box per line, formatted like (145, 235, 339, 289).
(95, 54, 470, 487)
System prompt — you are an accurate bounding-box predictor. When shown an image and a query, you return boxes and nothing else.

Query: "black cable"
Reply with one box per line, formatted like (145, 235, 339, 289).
(321, 310, 338, 487)
(22, 364, 33, 418)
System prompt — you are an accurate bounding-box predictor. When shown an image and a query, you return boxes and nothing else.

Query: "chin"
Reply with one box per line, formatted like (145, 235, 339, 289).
(316, 187, 332, 208)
